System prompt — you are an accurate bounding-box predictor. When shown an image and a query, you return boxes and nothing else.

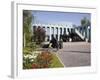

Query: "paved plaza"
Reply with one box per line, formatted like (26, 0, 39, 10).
(57, 42, 91, 67)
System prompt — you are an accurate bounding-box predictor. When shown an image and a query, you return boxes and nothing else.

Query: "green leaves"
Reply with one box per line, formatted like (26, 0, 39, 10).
(81, 17, 90, 27)
(23, 10, 32, 47)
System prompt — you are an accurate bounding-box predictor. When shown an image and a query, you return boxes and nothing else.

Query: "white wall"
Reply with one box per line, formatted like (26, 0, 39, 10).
(0, 0, 100, 80)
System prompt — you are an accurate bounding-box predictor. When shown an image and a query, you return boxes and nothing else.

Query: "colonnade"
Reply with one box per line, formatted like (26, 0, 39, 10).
(33, 24, 73, 41)
(32, 24, 91, 42)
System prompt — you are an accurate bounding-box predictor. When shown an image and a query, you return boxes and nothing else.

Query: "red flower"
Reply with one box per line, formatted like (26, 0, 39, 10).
(32, 63, 38, 68)
(43, 64, 49, 68)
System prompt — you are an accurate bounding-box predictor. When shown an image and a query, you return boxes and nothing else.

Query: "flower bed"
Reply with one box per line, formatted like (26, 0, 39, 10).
(23, 50, 64, 69)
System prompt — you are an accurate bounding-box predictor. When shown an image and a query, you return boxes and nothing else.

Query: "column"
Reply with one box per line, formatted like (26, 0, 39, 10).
(53, 26, 56, 38)
(66, 27, 68, 35)
(51, 27, 54, 39)
(58, 27, 60, 41)
(49, 26, 51, 41)
(57, 27, 59, 40)
(56, 27, 58, 40)
(60, 27, 62, 39)
(45, 26, 47, 41)
(62, 27, 64, 35)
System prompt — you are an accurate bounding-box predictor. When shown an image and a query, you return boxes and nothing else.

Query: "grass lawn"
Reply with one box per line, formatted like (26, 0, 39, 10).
(50, 53, 64, 68)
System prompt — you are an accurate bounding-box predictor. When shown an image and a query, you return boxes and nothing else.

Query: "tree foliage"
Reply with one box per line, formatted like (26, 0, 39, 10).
(81, 17, 91, 27)
(34, 26, 46, 44)
(23, 10, 32, 46)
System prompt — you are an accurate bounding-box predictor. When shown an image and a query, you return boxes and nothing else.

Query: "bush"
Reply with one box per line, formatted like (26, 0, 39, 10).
(23, 56, 33, 69)
(36, 51, 52, 68)
(23, 51, 53, 69)
(23, 47, 32, 55)
(23, 51, 64, 69)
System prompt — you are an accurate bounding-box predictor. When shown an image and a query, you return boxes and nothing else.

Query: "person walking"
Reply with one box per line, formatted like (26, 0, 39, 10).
(49, 35, 59, 50)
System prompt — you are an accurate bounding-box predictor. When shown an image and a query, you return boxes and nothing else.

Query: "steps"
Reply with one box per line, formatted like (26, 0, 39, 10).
(75, 29, 85, 40)
(69, 29, 85, 42)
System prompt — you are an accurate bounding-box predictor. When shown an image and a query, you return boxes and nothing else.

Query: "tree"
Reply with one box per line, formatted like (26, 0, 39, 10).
(23, 10, 32, 47)
(81, 17, 91, 39)
(81, 17, 90, 27)
(34, 26, 46, 44)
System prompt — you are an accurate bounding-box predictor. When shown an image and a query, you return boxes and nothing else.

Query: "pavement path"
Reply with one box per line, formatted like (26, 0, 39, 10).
(56, 42, 91, 67)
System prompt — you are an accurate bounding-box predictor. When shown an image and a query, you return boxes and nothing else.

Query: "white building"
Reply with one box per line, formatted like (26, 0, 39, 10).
(32, 23, 91, 42)
(32, 22, 73, 41)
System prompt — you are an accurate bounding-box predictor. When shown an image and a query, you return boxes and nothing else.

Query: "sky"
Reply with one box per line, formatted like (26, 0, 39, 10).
(32, 10, 91, 26)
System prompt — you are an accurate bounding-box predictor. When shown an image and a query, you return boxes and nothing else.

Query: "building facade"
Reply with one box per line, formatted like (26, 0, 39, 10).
(33, 23, 73, 41)
(32, 23, 91, 42)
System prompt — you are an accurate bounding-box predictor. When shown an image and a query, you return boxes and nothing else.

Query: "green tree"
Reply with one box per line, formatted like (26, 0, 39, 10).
(81, 17, 90, 27)
(81, 17, 91, 39)
(23, 10, 32, 47)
